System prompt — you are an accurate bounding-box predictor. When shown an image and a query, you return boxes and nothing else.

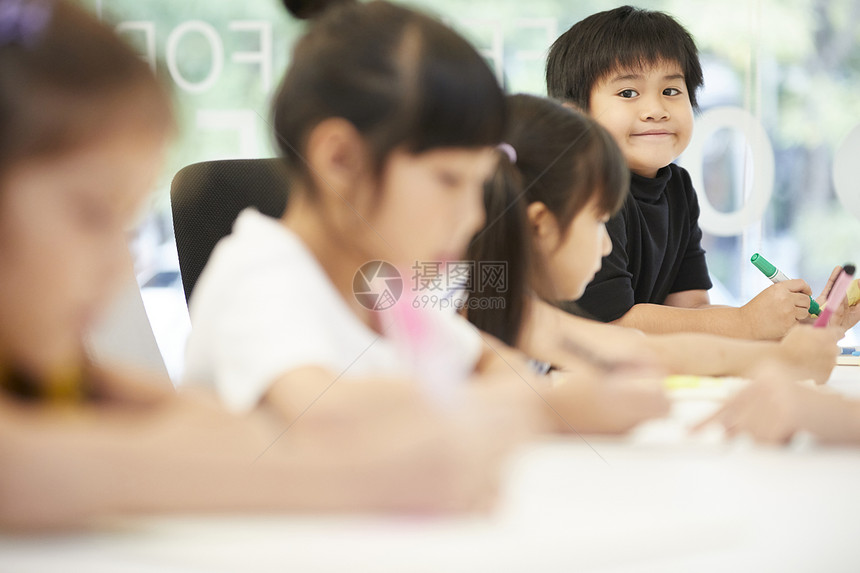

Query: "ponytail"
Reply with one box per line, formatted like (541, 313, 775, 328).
(465, 153, 531, 347)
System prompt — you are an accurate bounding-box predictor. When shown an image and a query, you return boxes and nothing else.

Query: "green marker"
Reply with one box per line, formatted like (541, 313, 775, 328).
(751, 253, 820, 316)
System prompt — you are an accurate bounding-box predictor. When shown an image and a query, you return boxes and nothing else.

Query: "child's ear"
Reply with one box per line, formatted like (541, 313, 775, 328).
(526, 201, 556, 239)
(304, 117, 371, 199)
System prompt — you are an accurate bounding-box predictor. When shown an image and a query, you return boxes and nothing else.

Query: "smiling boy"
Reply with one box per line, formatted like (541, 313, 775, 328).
(546, 6, 815, 340)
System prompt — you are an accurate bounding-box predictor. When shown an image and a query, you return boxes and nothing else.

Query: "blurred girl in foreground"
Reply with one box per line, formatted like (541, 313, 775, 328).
(0, 0, 528, 529)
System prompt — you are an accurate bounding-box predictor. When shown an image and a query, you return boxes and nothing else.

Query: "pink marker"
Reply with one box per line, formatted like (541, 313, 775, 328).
(387, 296, 465, 408)
(815, 264, 856, 327)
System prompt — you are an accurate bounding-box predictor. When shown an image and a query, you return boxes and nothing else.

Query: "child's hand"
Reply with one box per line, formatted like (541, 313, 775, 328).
(739, 280, 814, 339)
(771, 325, 841, 384)
(692, 367, 806, 444)
(815, 266, 860, 333)
(693, 358, 860, 445)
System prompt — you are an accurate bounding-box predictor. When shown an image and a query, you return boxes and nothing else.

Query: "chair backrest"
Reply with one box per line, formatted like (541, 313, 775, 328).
(170, 158, 290, 303)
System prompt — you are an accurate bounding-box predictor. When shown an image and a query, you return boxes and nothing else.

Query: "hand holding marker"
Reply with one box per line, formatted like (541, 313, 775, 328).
(750, 253, 820, 316)
(814, 264, 856, 328)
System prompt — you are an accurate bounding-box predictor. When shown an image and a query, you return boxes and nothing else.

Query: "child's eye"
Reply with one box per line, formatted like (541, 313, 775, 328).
(618, 89, 638, 99)
(436, 171, 463, 188)
(69, 193, 115, 232)
(663, 87, 682, 96)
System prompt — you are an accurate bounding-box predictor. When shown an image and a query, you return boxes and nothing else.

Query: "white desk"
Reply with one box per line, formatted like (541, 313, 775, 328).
(2, 366, 859, 573)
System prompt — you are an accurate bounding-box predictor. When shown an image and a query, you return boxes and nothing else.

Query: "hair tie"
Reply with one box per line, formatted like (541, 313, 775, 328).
(0, 0, 53, 49)
(497, 142, 517, 165)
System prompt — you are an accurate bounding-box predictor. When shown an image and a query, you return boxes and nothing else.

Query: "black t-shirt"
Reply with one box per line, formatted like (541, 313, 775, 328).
(572, 163, 712, 322)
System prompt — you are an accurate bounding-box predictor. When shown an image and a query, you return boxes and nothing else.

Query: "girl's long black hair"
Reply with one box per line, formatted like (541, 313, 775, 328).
(465, 94, 629, 347)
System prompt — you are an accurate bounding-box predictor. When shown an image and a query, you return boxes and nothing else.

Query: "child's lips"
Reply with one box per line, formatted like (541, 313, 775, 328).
(632, 130, 674, 137)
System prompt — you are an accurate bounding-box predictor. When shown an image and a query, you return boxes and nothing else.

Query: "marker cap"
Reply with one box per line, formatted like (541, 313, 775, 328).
(750, 253, 776, 278)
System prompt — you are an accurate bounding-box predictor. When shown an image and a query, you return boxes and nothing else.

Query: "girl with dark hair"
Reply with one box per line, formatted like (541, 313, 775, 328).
(467, 94, 671, 434)
(183, 0, 544, 438)
(467, 94, 629, 349)
(0, 0, 531, 529)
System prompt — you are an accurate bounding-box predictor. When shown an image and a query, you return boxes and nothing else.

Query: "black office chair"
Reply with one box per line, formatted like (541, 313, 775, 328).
(170, 158, 290, 303)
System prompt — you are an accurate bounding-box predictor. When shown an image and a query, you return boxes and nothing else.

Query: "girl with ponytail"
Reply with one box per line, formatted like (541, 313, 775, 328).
(467, 94, 628, 349)
(467, 95, 840, 405)
(467, 95, 671, 434)
(183, 0, 542, 515)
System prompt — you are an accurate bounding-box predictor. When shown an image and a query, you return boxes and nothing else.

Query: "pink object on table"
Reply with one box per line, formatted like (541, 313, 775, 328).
(815, 264, 856, 327)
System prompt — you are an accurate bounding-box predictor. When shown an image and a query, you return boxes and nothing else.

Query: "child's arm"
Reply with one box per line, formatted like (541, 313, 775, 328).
(0, 391, 309, 529)
(0, 368, 533, 530)
(520, 297, 658, 368)
(695, 366, 860, 444)
(611, 279, 814, 340)
(475, 302, 668, 434)
(476, 340, 671, 436)
(643, 324, 839, 384)
(521, 297, 838, 383)
(543, 373, 671, 435)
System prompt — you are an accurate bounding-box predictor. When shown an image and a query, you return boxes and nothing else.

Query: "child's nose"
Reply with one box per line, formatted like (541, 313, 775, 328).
(640, 95, 670, 121)
(601, 225, 612, 256)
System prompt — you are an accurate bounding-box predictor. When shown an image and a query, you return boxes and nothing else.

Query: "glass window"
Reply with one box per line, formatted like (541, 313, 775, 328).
(86, 0, 860, 380)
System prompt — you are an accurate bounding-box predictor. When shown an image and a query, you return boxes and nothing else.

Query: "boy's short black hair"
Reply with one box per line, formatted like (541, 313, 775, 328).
(546, 5, 704, 111)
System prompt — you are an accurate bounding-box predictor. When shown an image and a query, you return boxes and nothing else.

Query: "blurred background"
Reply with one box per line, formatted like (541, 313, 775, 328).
(81, 0, 860, 382)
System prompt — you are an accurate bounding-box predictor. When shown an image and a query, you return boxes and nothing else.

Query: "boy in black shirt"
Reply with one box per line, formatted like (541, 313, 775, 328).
(546, 5, 818, 340)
